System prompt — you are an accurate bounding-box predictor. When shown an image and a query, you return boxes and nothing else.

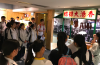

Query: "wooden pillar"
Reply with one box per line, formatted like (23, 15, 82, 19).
(46, 10, 54, 50)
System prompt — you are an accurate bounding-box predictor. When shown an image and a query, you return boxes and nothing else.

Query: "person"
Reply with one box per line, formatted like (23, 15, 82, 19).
(25, 40, 53, 65)
(48, 32, 72, 65)
(37, 19, 46, 39)
(89, 32, 100, 65)
(15, 22, 20, 35)
(0, 39, 20, 65)
(26, 22, 32, 34)
(29, 24, 37, 43)
(0, 16, 6, 51)
(7, 21, 18, 40)
(31, 17, 36, 24)
(15, 17, 20, 22)
(4, 22, 11, 40)
(71, 35, 94, 65)
(14, 23, 28, 61)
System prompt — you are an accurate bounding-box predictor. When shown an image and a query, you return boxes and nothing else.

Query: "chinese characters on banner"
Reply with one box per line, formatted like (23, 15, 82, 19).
(63, 10, 96, 19)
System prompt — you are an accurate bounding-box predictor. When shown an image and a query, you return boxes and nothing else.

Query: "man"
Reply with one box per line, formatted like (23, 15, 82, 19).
(26, 22, 32, 34)
(0, 16, 6, 50)
(15, 17, 20, 22)
(37, 19, 46, 40)
(31, 17, 37, 29)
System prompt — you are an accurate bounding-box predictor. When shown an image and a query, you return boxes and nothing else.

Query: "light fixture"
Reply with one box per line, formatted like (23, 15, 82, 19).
(88, 5, 89, 6)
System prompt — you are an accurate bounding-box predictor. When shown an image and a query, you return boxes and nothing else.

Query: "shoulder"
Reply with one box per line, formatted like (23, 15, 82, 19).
(45, 59, 53, 65)
(49, 49, 58, 57)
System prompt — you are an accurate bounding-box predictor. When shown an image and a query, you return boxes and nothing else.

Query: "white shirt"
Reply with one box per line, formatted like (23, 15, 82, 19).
(15, 20, 20, 22)
(7, 28, 18, 40)
(5, 57, 18, 65)
(30, 29, 37, 42)
(18, 29, 28, 46)
(32, 57, 53, 65)
(89, 43, 100, 65)
(74, 50, 94, 65)
(0, 21, 6, 36)
(68, 43, 78, 54)
(37, 24, 45, 36)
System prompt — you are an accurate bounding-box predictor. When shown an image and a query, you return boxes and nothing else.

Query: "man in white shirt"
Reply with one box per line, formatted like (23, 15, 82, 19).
(31, 17, 37, 30)
(15, 17, 20, 22)
(0, 16, 6, 51)
(37, 19, 46, 39)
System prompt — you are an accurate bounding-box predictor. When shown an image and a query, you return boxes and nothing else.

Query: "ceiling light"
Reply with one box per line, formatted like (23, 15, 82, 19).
(64, 7, 65, 8)
(88, 5, 89, 6)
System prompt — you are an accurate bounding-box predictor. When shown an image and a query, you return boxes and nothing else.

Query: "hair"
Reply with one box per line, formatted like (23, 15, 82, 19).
(25, 40, 45, 65)
(96, 32, 100, 45)
(0, 39, 20, 65)
(15, 22, 20, 25)
(57, 32, 67, 55)
(74, 35, 87, 65)
(10, 21, 16, 28)
(6, 22, 11, 28)
(28, 22, 32, 24)
(11, 18, 14, 20)
(31, 17, 35, 20)
(1, 16, 6, 18)
(29, 24, 35, 32)
(17, 17, 19, 18)
(18, 23, 24, 30)
(40, 19, 44, 22)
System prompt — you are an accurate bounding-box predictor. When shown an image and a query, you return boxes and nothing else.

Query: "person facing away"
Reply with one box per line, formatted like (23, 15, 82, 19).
(89, 32, 100, 65)
(48, 32, 72, 65)
(25, 40, 53, 65)
(37, 19, 46, 40)
(18, 23, 29, 47)
(29, 24, 37, 43)
(7, 21, 18, 40)
(71, 35, 94, 65)
(0, 39, 20, 65)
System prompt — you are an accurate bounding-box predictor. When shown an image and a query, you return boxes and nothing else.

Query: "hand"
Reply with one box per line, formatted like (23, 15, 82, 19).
(24, 40, 27, 43)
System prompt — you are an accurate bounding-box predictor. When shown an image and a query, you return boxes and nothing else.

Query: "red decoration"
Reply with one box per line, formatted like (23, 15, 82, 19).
(69, 11, 73, 17)
(88, 10, 94, 17)
(64, 12, 68, 17)
(74, 11, 79, 17)
(80, 11, 86, 17)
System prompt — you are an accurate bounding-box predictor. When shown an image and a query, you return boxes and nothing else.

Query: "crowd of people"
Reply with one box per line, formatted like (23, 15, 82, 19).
(0, 16, 100, 65)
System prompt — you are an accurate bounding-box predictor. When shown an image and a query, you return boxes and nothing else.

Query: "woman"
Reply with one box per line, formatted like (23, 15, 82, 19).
(25, 40, 53, 65)
(48, 32, 72, 65)
(7, 21, 18, 40)
(0, 39, 20, 65)
(72, 35, 93, 65)
(89, 32, 100, 65)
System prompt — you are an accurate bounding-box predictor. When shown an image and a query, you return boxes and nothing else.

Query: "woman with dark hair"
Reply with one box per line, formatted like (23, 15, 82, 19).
(0, 39, 20, 65)
(72, 35, 93, 65)
(25, 40, 53, 65)
(48, 32, 72, 65)
(7, 21, 18, 40)
(90, 32, 100, 65)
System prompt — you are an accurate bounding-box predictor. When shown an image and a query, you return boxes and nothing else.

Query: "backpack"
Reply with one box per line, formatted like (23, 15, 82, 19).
(56, 48, 77, 65)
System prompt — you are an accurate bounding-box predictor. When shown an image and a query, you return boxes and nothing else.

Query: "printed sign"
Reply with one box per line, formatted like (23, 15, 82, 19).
(63, 10, 96, 19)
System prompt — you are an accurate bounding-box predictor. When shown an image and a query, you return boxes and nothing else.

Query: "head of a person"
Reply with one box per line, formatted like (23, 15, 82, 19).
(28, 22, 32, 27)
(1, 16, 6, 22)
(74, 34, 87, 64)
(31, 18, 35, 23)
(30, 24, 35, 29)
(40, 19, 44, 25)
(19, 23, 25, 30)
(96, 32, 100, 45)
(6, 22, 11, 29)
(11, 18, 14, 21)
(57, 32, 67, 55)
(0, 39, 20, 65)
(16, 17, 19, 20)
(25, 40, 45, 65)
(10, 21, 16, 28)
(15, 22, 20, 28)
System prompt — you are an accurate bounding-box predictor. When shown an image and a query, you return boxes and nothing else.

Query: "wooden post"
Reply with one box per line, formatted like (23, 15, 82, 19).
(46, 10, 54, 50)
